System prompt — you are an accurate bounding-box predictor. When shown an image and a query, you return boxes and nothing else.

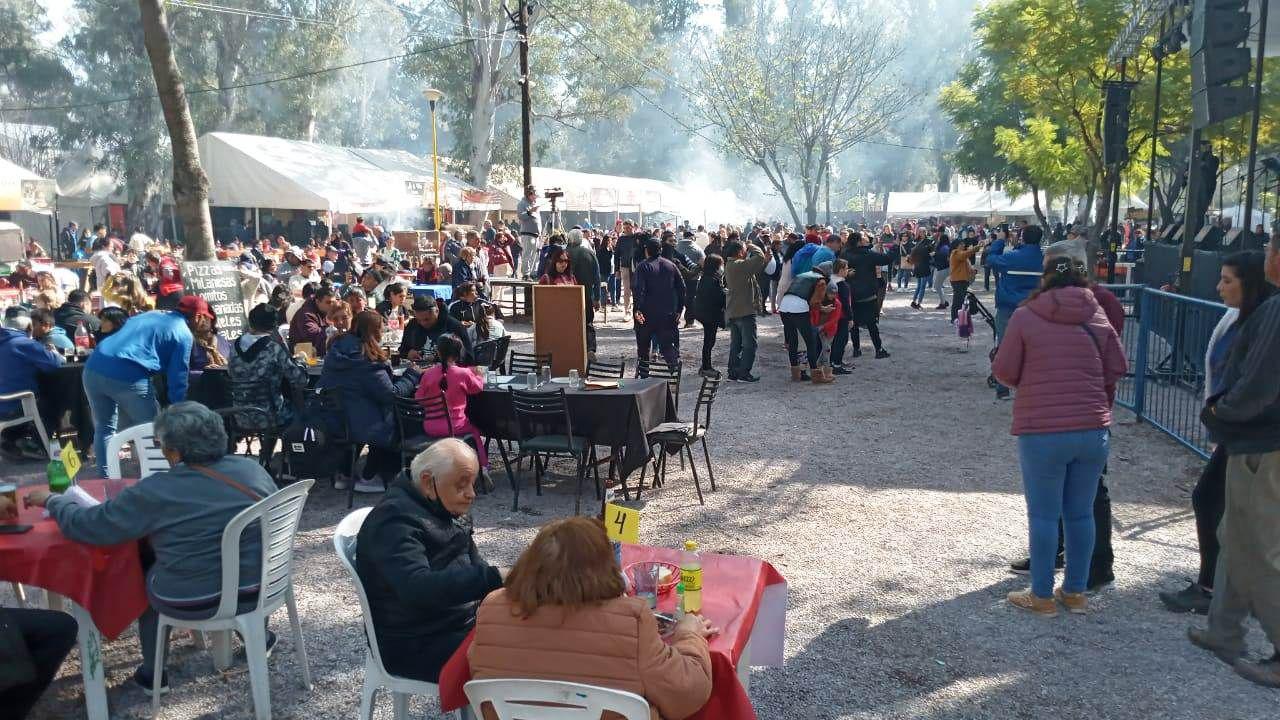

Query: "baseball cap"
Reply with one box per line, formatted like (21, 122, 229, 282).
(176, 294, 215, 321)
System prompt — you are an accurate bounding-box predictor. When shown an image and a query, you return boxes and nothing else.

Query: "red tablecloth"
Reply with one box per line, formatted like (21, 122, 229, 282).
(438, 545, 786, 720)
(0, 480, 148, 639)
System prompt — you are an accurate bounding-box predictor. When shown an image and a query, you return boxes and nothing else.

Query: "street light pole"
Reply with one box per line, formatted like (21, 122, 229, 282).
(423, 88, 444, 232)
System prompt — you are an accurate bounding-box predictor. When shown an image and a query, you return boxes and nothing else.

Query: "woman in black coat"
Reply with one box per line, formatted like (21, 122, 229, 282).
(692, 254, 727, 378)
(844, 233, 893, 359)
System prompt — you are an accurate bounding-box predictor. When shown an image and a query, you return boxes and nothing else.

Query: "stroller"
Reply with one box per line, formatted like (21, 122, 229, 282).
(963, 292, 1001, 387)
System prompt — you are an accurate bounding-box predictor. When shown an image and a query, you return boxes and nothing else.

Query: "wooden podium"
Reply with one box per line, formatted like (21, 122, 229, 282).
(532, 284, 587, 375)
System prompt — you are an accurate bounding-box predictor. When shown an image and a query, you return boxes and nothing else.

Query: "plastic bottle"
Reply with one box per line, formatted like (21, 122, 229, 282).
(46, 442, 70, 494)
(674, 583, 686, 620)
(680, 540, 702, 614)
(74, 320, 92, 351)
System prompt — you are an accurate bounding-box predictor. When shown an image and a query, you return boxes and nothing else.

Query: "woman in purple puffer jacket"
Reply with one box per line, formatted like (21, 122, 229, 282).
(992, 251, 1127, 618)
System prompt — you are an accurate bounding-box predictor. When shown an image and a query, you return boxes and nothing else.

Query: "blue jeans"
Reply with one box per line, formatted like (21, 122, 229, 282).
(605, 273, 620, 304)
(727, 315, 758, 377)
(994, 306, 1014, 394)
(912, 276, 929, 304)
(83, 368, 160, 476)
(1018, 429, 1110, 597)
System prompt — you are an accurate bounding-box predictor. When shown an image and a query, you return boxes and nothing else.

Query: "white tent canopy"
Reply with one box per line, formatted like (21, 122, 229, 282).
(349, 147, 504, 211)
(885, 190, 1052, 218)
(0, 156, 54, 214)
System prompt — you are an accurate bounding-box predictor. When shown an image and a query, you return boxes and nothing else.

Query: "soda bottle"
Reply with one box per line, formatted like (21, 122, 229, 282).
(74, 321, 92, 352)
(47, 442, 70, 493)
(680, 540, 702, 614)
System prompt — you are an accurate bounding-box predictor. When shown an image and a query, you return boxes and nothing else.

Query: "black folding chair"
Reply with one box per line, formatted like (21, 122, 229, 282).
(587, 357, 627, 379)
(635, 359, 682, 413)
(393, 394, 482, 478)
(507, 350, 552, 376)
(473, 336, 510, 372)
(226, 377, 286, 471)
(317, 387, 363, 508)
(508, 387, 599, 514)
(639, 376, 721, 504)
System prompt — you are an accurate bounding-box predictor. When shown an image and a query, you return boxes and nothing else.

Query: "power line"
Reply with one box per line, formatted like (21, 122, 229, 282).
(0, 38, 473, 114)
(164, 0, 335, 26)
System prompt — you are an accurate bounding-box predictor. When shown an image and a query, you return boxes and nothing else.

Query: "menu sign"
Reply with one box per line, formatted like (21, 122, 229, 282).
(181, 261, 247, 339)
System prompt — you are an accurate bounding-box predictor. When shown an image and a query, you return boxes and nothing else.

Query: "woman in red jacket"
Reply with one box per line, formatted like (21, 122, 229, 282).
(992, 252, 1126, 617)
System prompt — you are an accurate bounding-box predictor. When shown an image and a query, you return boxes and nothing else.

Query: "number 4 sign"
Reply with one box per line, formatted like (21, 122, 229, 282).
(604, 503, 639, 544)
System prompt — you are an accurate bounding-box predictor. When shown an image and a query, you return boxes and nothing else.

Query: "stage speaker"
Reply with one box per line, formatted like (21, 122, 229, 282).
(1160, 220, 1184, 244)
(1190, 0, 1253, 129)
(1102, 81, 1136, 166)
(1195, 224, 1224, 249)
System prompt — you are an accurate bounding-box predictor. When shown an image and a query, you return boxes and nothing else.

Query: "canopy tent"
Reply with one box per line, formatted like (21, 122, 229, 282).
(885, 190, 1051, 218)
(0, 156, 55, 214)
(349, 147, 506, 211)
(492, 165, 756, 224)
(1220, 204, 1275, 229)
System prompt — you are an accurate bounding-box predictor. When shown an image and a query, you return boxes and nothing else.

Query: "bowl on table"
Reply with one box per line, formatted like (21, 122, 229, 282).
(624, 561, 681, 595)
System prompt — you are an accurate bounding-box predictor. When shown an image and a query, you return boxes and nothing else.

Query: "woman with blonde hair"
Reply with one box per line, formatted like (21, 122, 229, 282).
(103, 272, 152, 315)
(470, 516, 715, 720)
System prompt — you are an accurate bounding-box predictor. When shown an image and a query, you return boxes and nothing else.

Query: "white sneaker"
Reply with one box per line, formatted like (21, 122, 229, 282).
(333, 476, 350, 490)
(353, 478, 384, 494)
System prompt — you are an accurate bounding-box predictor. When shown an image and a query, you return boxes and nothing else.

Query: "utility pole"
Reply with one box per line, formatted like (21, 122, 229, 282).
(517, 0, 533, 189)
(1241, 0, 1269, 240)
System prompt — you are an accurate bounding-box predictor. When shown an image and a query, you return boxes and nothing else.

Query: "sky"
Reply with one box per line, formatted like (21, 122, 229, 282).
(36, 0, 75, 45)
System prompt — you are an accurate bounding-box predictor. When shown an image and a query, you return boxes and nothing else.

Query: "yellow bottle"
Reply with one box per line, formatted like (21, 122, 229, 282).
(680, 540, 702, 614)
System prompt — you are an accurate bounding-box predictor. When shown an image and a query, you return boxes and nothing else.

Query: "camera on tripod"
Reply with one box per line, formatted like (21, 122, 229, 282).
(543, 188, 565, 200)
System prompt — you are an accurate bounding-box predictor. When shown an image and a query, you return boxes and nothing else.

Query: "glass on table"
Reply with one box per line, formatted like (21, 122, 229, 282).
(631, 563, 658, 610)
(539, 366, 551, 386)
(525, 371, 538, 390)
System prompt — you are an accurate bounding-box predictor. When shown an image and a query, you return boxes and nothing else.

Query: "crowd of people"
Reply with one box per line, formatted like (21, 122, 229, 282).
(3, 197, 1279, 719)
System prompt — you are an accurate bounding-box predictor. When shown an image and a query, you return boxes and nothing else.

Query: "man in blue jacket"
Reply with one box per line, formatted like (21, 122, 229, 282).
(82, 299, 198, 475)
(0, 319, 65, 459)
(985, 224, 1044, 399)
(632, 236, 685, 368)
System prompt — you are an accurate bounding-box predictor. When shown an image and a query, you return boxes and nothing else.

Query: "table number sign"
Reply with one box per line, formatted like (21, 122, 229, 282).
(604, 502, 640, 544)
(61, 441, 82, 480)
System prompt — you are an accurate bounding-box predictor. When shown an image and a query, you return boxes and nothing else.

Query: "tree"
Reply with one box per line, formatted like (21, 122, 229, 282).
(691, 0, 914, 226)
(402, 0, 655, 188)
(138, 0, 214, 260)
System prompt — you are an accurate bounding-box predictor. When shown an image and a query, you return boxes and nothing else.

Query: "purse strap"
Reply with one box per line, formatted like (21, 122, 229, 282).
(188, 464, 264, 502)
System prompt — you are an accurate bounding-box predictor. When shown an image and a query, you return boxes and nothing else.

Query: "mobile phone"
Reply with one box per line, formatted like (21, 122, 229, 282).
(0, 524, 33, 534)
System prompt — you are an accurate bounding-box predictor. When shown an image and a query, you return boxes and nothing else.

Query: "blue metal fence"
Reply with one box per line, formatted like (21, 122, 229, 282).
(1103, 284, 1227, 460)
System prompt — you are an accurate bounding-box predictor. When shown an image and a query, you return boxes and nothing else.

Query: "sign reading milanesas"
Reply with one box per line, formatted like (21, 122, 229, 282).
(181, 261, 247, 340)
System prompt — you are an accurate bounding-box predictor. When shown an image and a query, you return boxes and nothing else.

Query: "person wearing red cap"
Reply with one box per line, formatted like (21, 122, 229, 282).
(82, 300, 204, 476)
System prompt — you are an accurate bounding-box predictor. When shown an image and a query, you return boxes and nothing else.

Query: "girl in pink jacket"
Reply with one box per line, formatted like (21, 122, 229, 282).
(992, 253, 1127, 617)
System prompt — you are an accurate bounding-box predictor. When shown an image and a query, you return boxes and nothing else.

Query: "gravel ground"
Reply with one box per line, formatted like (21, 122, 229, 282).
(10, 288, 1278, 719)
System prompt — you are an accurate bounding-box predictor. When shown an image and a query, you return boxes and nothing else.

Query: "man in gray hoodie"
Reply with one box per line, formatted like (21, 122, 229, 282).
(27, 402, 278, 695)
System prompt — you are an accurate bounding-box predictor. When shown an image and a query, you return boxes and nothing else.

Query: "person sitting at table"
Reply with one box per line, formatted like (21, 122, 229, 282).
(288, 256, 322, 294)
(413, 333, 491, 486)
(54, 289, 100, 339)
(0, 497, 79, 719)
(83, 299, 199, 477)
(186, 296, 231, 372)
(538, 245, 576, 286)
(452, 247, 486, 292)
(95, 306, 128, 343)
(400, 295, 471, 363)
(357, 439, 504, 683)
(376, 282, 410, 326)
(415, 256, 441, 284)
(319, 310, 409, 495)
(25, 401, 279, 696)
(341, 285, 368, 316)
(447, 281, 484, 330)
(29, 308, 75, 353)
(288, 284, 337, 358)
(103, 271, 152, 316)
(469, 516, 715, 719)
(230, 303, 310, 466)
(0, 310, 64, 460)
(31, 288, 64, 312)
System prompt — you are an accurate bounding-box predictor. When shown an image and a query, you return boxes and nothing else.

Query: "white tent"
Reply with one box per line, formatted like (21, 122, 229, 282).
(0, 157, 56, 247)
(349, 148, 505, 211)
(885, 190, 1054, 218)
(1220, 204, 1275, 229)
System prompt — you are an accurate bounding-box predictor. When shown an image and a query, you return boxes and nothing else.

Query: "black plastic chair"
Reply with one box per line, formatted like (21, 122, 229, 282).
(317, 387, 363, 508)
(473, 336, 509, 372)
(507, 350, 552, 376)
(639, 376, 721, 504)
(586, 357, 627, 379)
(488, 335, 511, 371)
(508, 387, 599, 514)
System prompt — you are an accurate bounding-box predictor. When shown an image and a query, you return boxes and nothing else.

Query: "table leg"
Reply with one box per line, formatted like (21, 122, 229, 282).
(49, 593, 109, 720)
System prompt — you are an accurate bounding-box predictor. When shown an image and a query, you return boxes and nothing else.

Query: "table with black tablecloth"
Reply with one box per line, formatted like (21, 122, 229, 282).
(466, 378, 675, 485)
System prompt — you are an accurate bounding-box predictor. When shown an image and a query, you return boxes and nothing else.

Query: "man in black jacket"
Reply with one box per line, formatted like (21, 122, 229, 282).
(53, 290, 100, 339)
(633, 237, 685, 368)
(1192, 233, 1280, 687)
(356, 439, 503, 683)
(401, 295, 472, 362)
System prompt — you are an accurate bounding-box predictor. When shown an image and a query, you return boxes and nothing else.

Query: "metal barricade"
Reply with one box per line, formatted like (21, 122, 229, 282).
(1102, 284, 1226, 460)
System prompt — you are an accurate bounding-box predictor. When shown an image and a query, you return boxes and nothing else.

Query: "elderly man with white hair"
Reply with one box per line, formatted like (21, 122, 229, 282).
(356, 438, 504, 684)
(26, 401, 278, 695)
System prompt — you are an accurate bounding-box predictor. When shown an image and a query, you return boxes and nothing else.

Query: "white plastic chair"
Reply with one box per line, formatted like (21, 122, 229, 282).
(464, 679, 650, 720)
(0, 391, 53, 458)
(106, 422, 171, 479)
(334, 508, 463, 720)
(152, 479, 315, 720)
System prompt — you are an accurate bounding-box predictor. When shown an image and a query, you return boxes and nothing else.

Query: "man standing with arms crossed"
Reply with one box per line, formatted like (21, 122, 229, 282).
(516, 185, 541, 279)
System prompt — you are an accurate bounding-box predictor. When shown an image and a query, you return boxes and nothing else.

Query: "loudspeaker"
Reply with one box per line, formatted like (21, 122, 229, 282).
(1194, 224, 1224, 249)
(1190, 0, 1253, 129)
(1102, 81, 1136, 166)
(1160, 220, 1184, 244)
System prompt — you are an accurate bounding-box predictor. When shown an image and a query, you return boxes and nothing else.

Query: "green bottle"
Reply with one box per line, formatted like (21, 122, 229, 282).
(46, 442, 70, 494)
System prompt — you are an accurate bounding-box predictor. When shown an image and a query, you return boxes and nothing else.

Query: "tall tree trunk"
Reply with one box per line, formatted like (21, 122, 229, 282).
(468, 66, 499, 188)
(213, 16, 249, 129)
(1031, 185, 1048, 229)
(138, 0, 214, 260)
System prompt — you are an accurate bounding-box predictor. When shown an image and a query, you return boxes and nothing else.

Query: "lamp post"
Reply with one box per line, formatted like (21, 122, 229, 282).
(423, 88, 444, 232)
